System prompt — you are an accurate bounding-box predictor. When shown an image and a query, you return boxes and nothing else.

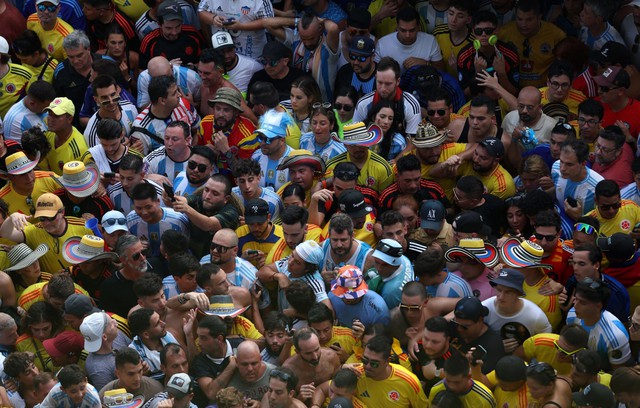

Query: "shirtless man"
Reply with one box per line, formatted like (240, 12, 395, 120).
(282, 328, 340, 404)
(196, 263, 251, 308)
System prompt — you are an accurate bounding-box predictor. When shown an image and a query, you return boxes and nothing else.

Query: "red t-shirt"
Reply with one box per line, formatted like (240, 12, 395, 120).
(600, 97, 640, 141)
(538, 239, 574, 285)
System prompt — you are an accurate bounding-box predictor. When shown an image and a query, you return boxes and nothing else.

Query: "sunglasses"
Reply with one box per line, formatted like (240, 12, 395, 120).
(554, 121, 572, 131)
(103, 217, 126, 227)
(261, 59, 281, 67)
(553, 339, 584, 356)
(37, 3, 57, 12)
(334, 169, 359, 181)
(598, 201, 621, 211)
(188, 160, 208, 173)
(38, 211, 60, 223)
(427, 109, 447, 116)
(399, 303, 422, 311)
(473, 27, 494, 35)
(349, 54, 368, 62)
(599, 86, 620, 93)
(312, 102, 332, 109)
(574, 222, 598, 235)
(258, 134, 278, 145)
(270, 369, 292, 382)
(131, 251, 145, 261)
(451, 318, 471, 329)
(99, 95, 120, 106)
(211, 242, 234, 253)
(360, 356, 381, 368)
(534, 232, 557, 242)
(334, 103, 353, 112)
(582, 277, 603, 290)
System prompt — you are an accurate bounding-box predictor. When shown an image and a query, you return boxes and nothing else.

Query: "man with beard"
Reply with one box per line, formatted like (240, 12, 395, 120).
(85, 119, 132, 177)
(199, 87, 259, 177)
(210, 32, 261, 95)
(591, 127, 634, 188)
(169, 174, 240, 258)
(235, 198, 284, 269)
(196, 264, 252, 311)
(319, 214, 371, 286)
(588, 180, 640, 237)
(266, 206, 323, 264)
(320, 190, 376, 247)
(172, 146, 216, 197)
(144, 120, 193, 183)
(282, 328, 340, 398)
(334, 36, 377, 98)
(128, 182, 190, 259)
(228, 341, 276, 403)
(450, 176, 506, 238)
(251, 110, 297, 192)
(449, 96, 504, 144)
(259, 312, 293, 366)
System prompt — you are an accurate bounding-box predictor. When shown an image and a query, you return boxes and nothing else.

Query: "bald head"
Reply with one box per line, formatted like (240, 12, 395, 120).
(519, 86, 542, 104)
(148, 57, 172, 77)
(214, 228, 239, 247)
(237, 340, 261, 358)
(517, 86, 543, 124)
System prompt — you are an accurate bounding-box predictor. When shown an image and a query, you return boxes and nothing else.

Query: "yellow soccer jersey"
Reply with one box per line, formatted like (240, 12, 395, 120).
(498, 21, 566, 88)
(24, 57, 59, 85)
(321, 213, 378, 247)
(486, 370, 530, 408)
(412, 142, 466, 201)
(45, 127, 89, 175)
(326, 326, 357, 355)
(346, 337, 412, 371)
(24, 217, 92, 273)
(523, 276, 561, 329)
(231, 315, 262, 340)
(540, 87, 586, 119)
(0, 171, 59, 218)
(433, 24, 475, 77)
(113, 0, 149, 21)
(18, 281, 89, 311)
(15, 272, 52, 300)
(323, 383, 367, 408)
(521, 333, 571, 376)
(236, 223, 284, 267)
(26, 15, 73, 61)
(356, 364, 428, 408)
(587, 199, 640, 237)
(0, 64, 32, 118)
(459, 161, 516, 199)
(327, 150, 393, 194)
(429, 379, 497, 408)
(368, 0, 427, 37)
(265, 224, 323, 264)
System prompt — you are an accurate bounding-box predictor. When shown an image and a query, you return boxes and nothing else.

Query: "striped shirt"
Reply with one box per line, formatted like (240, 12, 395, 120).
(129, 332, 178, 381)
(172, 171, 207, 197)
(108, 180, 164, 215)
(199, 255, 258, 291)
(136, 65, 202, 109)
(288, 30, 340, 101)
(326, 150, 393, 193)
(320, 238, 371, 274)
(621, 182, 640, 206)
(0, 64, 32, 118)
(134, 0, 200, 40)
(162, 275, 205, 300)
(434, 272, 473, 298)
(26, 15, 73, 61)
(352, 90, 422, 135)
(199, 115, 258, 175)
(44, 127, 89, 175)
(299, 132, 347, 163)
(251, 145, 292, 192)
(83, 101, 138, 147)
(143, 147, 189, 182)
(274, 256, 327, 311)
(2, 100, 47, 143)
(579, 23, 625, 51)
(415, 0, 448, 33)
(39, 382, 101, 408)
(566, 309, 631, 367)
(429, 379, 496, 408)
(232, 186, 284, 221)
(265, 224, 323, 264)
(126, 207, 190, 257)
(236, 223, 283, 265)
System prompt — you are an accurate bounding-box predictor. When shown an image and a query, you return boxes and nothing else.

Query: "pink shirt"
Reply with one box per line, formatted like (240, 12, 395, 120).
(453, 267, 496, 301)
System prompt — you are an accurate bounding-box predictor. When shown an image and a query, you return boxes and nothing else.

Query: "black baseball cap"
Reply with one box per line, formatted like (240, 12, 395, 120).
(245, 198, 269, 224)
(454, 297, 489, 322)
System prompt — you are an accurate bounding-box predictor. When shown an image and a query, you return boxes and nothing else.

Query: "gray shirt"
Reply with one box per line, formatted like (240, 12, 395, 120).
(227, 362, 275, 402)
(99, 377, 164, 402)
(86, 352, 116, 392)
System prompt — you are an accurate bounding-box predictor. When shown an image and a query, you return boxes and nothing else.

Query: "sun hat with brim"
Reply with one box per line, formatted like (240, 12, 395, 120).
(103, 389, 145, 408)
(412, 122, 448, 148)
(4, 243, 48, 272)
(205, 295, 250, 318)
(3, 151, 40, 175)
(445, 238, 499, 268)
(331, 265, 368, 300)
(54, 161, 100, 198)
(62, 235, 119, 265)
(499, 238, 552, 270)
(208, 87, 243, 111)
(276, 150, 326, 174)
(339, 122, 382, 147)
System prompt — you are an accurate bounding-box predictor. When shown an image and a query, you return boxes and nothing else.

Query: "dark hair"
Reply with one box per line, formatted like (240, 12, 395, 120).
(160, 230, 189, 256)
(379, 210, 405, 228)
(281, 205, 309, 227)
(285, 281, 316, 314)
(551, 122, 577, 139)
(115, 348, 142, 369)
(250, 81, 279, 108)
(133, 273, 163, 298)
(196, 263, 221, 288)
(307, 303, 333, 325)
(560, 324, 589, 349)
(166, 121, 190, 139)
(595, 179, 620, 199)
(160, 343, 184, 366)
(395, 154, 421, 174)
(397, 6, 420, 23)
(632, 156, 640, 175)
(13, 30, 43, 56)
(232, 158, 262, 178)
(449, 0, 474, 14)
(547, 59, 574, 81)
(470, 95, 496, 113)
(200, 48, 226, 68)
(576, 215, 600, 232)
(199, 315, 228, 338)
(118, 154, 143, 174)
(573, 243, 602, 265)
(292, 327, 318, 350)
(97, 118, 124, 141)
(21, 127, 51, 161)
(84, 0, 111, 7)
(169, 253, 200, 278)
(281, 183, 306, 204)
(4, 352, 35, 378)
(131, 182, 159, 201)
(191, 145, 216, 165)
(367, 100, 400, 159)
(533, 209, 561, 232)
(270, 367, 298, 392)
(129, 308, 154, 337)
(611, 367, 640, 394)
(334, 86, 359, 105)
(48, 274, 76, 300)
(599, 126, 626, 150)
(578, 99, 604, 120)
(28, 81, 56, 102)
(91, 58, 125, 84)
(377, 57, 401, 80)
(333, 368, 358, 390)
(210, 174, 233, 196)
(425, 316, 450, 336)
(414, 246, 446, 277)
(92, 75, 118, 95)
(444, 354, 469, 377)
(575, 279, 611, 307)
(310, 105, 338, 133)
(432, 390, 463, 408)
(149, 75, 177, 103)
(526, 362, 557, 385)
(473, 10, 498, 26)
(560, 139, 589, 163)
(495, 355, 527, 382)
(520, 190, 555, 217)
(264, 311, 291, 333)
(291, 76, 321, 107)
(402, 281, 428, 299)
(23, 301, 63, 337)
(515, 0, 541, 14)
(426, 87, 452, 106)
(365, 335, 392, 359)
(299, 11, 317, 29)
(456, 176, 484, 200)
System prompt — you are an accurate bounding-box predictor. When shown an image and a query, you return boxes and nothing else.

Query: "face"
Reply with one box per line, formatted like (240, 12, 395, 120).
(298, 22, 321, 50)
(100, 134, 125, 157)
(473, 22, 497, 47)
(334, 96, 355, 122)
(309, 320, 333, 346)
(382, 222, 407, 245)
(36, 2, 59, 24)
(63, 381, 87, 405)
(396, 170, 421, 194)
(65, 46, 91, 72)
(471, 145, 497, 174)
(577, 113, 601, 142)
(346, 145, 368, 162)
(265, 57, 288, 78)
(362, 348, 387, 380)
(494, 285, 520, 307)
(375, 69, 399, 100)
(30, 321, 52, 342)
(448, 6, 470, 30)
(209, 235, 237, 265)
(174, 271, 198, 293)
(289, 165, 314, 190)
(534, 225, 559, 254)
(283, 222, 306, 250)
(10, 171, 35, 192)
(290, 87, 310, 113)
(265, 329, 288, 354)
(219, 47, 236, 68)
(526, 378, 553, 400)
(197, 328, 221, 356)
(197, 62, 223, 88)
(396, 19, 419, 45)
(259, 136, 285, 156)
(163, 350, 189, 380)
(454, 317, 483, 342)
(164, 126, 191, 159)
(397, 205, 418, 233)
(595, 194, 621, 220)
(19, 261, 42, 284)
(444, 373, 471, 394)
(39, 210, 65, 235)
(106, 33, 126, 56)
(329, 229, 353, 256)
(202, 179, 228, 212)
(283, 194, 304, 208)
(16, 51, 41, 67)
(186, 154, 213, 184)
(468, 106, 494, 137)
(422, 328, 447, 358)
(64, 314, 84, 331)
(350, 53, 373, 75)
(46, 112, 72, 133)
(573, 293, 600, 319)
(547, 74, 571, 102)
(162, 84, 181, 110)
(559, 148, 584, 181)
(248, 219, 270, 240)
(123, 241, 147, 273)
(549, 132, 568, 160)
(426, 100, 451, 129)
(517, 94, 542, 124)
(417, 144, 443, 165)
(594, 136, 619, 165)
(579, 4, 597, 27)
(506, 205, 527, 232)
(236, 174, 260, 199)
(237, 349, 262, 382)
(161, 18, 182, 41)
(311, 112, 332, 143)
(133, 197, 162, 223)
(116, 362, 143, 391)
(374, 107, 394, 134)
(0, 323, 18, 346)
(118, 169, 144, 194)
(515, 9, 541, 37)
(267, 377, 292, 408)
(18, 362, 39, 388)
(297, 335, 321, 366)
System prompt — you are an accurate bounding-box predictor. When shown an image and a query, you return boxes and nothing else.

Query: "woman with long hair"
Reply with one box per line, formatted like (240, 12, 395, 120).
(97, 25, 140, 92)
(515, 154, 551, 193)
(333, 86, 358, 138)
(16, 301, 64, 372)
(286, 77, 322, 133)
(299, 104, 346, 162)
(281, 184, 306, 209)
(525, 362, 572, 408)
(366, 100, 406, 163)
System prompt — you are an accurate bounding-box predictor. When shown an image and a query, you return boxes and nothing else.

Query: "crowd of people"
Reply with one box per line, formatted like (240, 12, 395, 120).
(1, 0, 640, 405)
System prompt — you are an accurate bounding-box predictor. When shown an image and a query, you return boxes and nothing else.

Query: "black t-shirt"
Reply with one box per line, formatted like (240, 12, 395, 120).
(246, 67, 308, 103)
(55, 189, 114, 220)
(470, 194, 507, 238)
(87, 10, 139, 52)
(412, 344, 463, 395)
(98, 270, 138, 316)
(186, 194, 240, 259)
(454, 325, 506, 374)
(139, 26, 203, 69)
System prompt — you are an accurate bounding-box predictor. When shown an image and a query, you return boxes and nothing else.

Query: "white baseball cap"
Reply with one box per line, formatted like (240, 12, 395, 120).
(80, 312, 108, 352)
(0, 36, 9, 55)
(101, 210, 129, 234)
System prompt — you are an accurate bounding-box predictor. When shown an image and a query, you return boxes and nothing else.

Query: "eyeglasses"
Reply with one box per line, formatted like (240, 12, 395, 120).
(211, 242, 234, 253)
(599, 86, 620, 93)
(595, 143, 616, 154)
(360, 356, 381, 368)
(473, 27, 494, 35)
(103, 217, 126, 227)
(312, 102, 332, 109)
(534, 232, 557, 242)
(261, 58, 281, 67)
(574, 222, 598, 235)
(99, 95, 121, 106)
(334, 103, 353, 112)
(270, 369, 292, 382)
(257, 134, 278, 145)
(577, 117, 600, 127)
(549, 81, 570, 90)
(349, 54, 368, 62)
(523, 38, 531, 58)
(399, 303, 422, 311)
(451, 318, 472, 329)
(131, 251, 145, 261)
(597, 201, 621, 211)
(26, 196, 35, 216)
(427, 109, 447, 116)
(553, 339, 584, 356)
(188, 160, 208, 173)
(37, 3, 57, 12)
(334, 169, 359, 181)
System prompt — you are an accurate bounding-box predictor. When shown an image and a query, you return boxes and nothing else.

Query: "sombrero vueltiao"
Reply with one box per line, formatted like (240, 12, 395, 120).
(103, 389, 144, 408)
(445, 238, 499, 268)
(205, 295, 250, 318)
(4, 243, 48, 272)
(276, 149, 326, 174)
(62, 235, 119, 265)
(54, 161, 100, 198)
(338, 122, 382, 147)
(499, 238, 553, 270)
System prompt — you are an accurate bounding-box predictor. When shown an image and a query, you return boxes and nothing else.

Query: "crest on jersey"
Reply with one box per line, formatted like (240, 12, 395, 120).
(47, 43, 55, 54)
(241, 6, 250, 14)
(387, 391, 400, 401)
(5, 83, 15, 93)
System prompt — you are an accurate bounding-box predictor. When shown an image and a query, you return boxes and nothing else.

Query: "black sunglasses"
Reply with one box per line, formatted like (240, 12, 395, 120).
(270, 369, 292, 382)
(188, 160, 208, 173)
(427, 109, 447, 116)
(534, 232, 557, 242)
(131, 251, 144, 261)
(473, 27, 495, 36)
(211, 242, 234, 253)
(598, 202, 621, 211)
(103, 218, 126, 227)
(334, 170, 359, 181)
(334, 103, 353, 112)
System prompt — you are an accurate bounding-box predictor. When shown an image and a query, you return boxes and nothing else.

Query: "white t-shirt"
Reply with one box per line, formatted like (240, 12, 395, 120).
(482, 297, 552, 339)
(375, 32, 442, 73)
(228, 54, 262, 94)
(501, 111, 557, 145)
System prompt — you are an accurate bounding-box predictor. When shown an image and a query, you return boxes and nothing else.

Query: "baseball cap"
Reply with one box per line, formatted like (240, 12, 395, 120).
(165, 373, 193, 399)
(102, 210, 129, 234)
(64, 294, 100, 317)
(338, 190, 372, 218)
(420, 200, 445, 230)
(594, 66, 630, 89)
(34, 193, 63, 218)
(212, 32, 234, 50)
(452, 212, 491, 236)
(245, 198, 269, 224)
(597, 232, 636, 261)
(256, 110, 288, 139)
(42, 331, 83, 359)
(36, 0, 60, 6)
(328, 397, 354, 408)
(372, 239, 403, 266)
(454, 297, 489, 322)
(348, 36, 374, 56)
(573, 350, 602, 375)
(0, 36, 8, 55)
(479, 138, 504, 158)
(572, 383, 615, 408)
(489, 268, 525, 295)
(261, 41, 292, 61)
(44, 97, 75, 116)
(80, 312, 109, 352)
(590, 41, 630, 66)
(157, 0, 183, 21)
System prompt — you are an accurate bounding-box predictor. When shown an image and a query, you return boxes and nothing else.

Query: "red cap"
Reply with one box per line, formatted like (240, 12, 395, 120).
(43, 331, 84, 358)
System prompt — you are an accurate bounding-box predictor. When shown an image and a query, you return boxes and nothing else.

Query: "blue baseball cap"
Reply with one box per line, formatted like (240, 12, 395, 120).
(256, 110, 289, 139)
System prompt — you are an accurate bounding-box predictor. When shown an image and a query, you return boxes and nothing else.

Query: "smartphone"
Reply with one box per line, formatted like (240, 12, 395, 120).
(247, 249, 259, 256)
(470, 345, 487, 364)
(223, 18, 234, 25)
(163, 182, 175, 201)
(104, 172, 115, 178)
(566, 197, 577, 207)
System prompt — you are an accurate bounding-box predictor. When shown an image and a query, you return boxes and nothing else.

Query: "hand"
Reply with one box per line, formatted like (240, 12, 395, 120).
(421, 361, 438, 379)
(465, 348, 484, 367)
(186, 292, 210, 310)
(351, 319, 365, 340)
(3, 379, 16, 393)
(129, 137, 145, 153)
(615, 120, 635, 144)
(493, 52, 506, 76)
(82, 213, 95, 221)
(213, 131, 231, 154)
(140, 238, 149, 251)
(538, 176, 555, 191)
(246, 399, 260, 408)
(141, 361, 151, 376)
(407, 335, 420, 361)
(329, 343, 349, 362)
(275, 272, 291, 290)
(311, 189, 333, 203)
(444, 155, 462, 167)
(558, 288, 568, 305)
(563, 198, 583, 221)
(403, 57, 428, 70)
(448, 48, 457, 70)
(119, 60, 130, 76)
(321, 269, 337, 285)
(378, 0, 398, 19)
(299, 383, 316, 400)
(92, 181, 107, 197)
(503, 338, 519, 354)
(171, 195, 190, 213)
(476, 69, 500, 89)
(183, 308, 197, 335)
(250, 283, 262, 303)
(538, 279, 564, 296)
(341, 363, 363, 377)
(169, 58, 183, 66)
(156, 398, 174, 408)
(511, 126, 525, 141)
(145, 173, 171, 188)
(9, 212, 30, 231)
(474, 55, 488, 73)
